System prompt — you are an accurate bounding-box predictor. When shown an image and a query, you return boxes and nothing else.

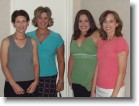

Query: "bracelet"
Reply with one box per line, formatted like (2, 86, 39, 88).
(58, 80, 64, 83)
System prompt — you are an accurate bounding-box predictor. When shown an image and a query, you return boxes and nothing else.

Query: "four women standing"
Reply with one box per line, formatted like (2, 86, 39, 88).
(0, 7, 129, 97)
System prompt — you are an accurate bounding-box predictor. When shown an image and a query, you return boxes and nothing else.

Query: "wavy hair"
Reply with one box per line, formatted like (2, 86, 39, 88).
(32, 6, 54, 27)
(99, 10, 123, 40)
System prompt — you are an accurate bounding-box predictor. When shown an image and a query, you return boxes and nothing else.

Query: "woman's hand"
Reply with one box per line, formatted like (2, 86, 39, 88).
(68, 75, 72, 87)
(56, 81, 64, 92)
(12, 83, 25, 95)
(26, 80, 38, 94)
(91, 91, 96, 97)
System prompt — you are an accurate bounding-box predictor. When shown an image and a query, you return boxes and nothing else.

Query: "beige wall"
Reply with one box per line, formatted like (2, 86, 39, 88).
(73, 0, 81, 19)
(78, 0, 130, 97)
(0, 0, 10, 96)
(0, 0, 10, 41)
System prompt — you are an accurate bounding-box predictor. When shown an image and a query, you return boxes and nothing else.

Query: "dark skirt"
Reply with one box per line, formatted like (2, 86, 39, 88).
(38, 74, 57, 97)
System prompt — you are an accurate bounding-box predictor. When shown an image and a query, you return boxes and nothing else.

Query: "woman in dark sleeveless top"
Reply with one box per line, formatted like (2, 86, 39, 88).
(0, 10, 39, 97)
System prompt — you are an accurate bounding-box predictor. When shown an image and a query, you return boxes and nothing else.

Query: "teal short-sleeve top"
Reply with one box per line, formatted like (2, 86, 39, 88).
(27, 30, 64, 77)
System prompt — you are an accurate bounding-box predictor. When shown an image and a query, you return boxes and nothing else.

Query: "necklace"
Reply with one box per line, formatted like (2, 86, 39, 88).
(37, 30, 47, 40)
(13, 34, 26, 40)
(40, 34, 46, 40)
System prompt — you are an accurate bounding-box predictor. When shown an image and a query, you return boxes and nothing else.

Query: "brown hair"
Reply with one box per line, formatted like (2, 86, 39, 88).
(32, 6, 53, 27)
(72, 9, 98, 40)
(99, 10, 123, 40)
(11, 10, 30, 23)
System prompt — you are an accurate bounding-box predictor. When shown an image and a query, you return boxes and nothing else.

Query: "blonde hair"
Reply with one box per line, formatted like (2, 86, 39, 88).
(32, 6, 54, 27)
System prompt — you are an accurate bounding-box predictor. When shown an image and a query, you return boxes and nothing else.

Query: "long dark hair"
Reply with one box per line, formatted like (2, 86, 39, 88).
(72, 9, 98, 40)
(99, 10, 123, 40)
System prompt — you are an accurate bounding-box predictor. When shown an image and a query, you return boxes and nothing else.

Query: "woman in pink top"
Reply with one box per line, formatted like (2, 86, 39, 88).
(91, 10, 129, 97)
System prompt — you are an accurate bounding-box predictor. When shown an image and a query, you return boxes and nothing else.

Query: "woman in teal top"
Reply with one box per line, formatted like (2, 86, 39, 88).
(68, 9, 100, 97)
(27, 6, 65, 97)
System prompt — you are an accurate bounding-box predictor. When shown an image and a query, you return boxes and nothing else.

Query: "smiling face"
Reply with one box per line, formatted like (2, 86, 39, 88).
(102, 13, 118, 36)
(36, 12, 49, 29)
(78, 14, 90, 35)
(13, 16, 29, 34)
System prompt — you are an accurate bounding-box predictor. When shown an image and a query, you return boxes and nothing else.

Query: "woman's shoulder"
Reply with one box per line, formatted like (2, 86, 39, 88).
(2, 37, 9, 42)
(116, 37, 129, 50)
(117, 36, 126, 40)
(1, 36, 11, 47)
(27, 30, 36, 33)
(92, 30, 100, 36)
(70, 39, 76, 44)
(91, 30, 101, 44)
(30, 37, 36, 42)
(51, 30, 60, 36)
(91, 31, 100, 39)
(116, 36, 128, 43)
(30, 38, 37, 46)
(50, 30, 63, 39)
(2, 35, 13, 42)
(116, 36, 129, 53)
(26, 30, 36, 37)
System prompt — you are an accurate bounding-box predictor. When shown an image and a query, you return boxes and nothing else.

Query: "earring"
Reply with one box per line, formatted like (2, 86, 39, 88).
(48, 21, 51, 27)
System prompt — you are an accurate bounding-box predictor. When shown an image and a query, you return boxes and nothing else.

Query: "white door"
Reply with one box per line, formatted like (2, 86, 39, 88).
(10, 0, 74, 97)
